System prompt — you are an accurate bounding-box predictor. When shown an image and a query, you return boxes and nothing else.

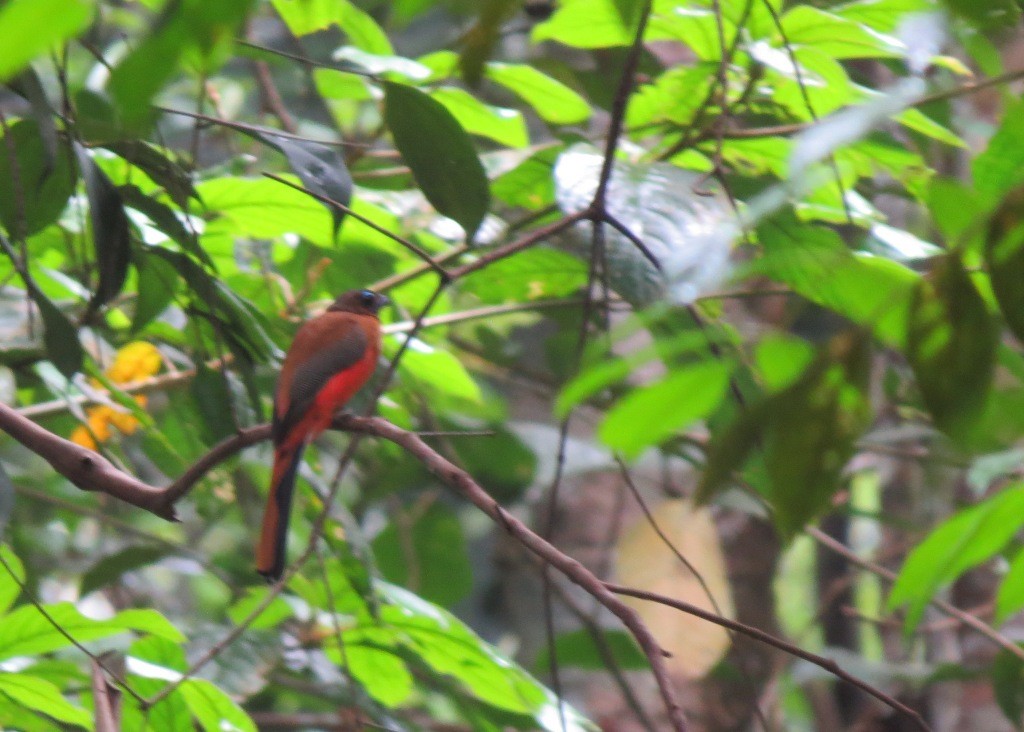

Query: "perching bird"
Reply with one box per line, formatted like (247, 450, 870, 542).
(256, 288, 389, 580)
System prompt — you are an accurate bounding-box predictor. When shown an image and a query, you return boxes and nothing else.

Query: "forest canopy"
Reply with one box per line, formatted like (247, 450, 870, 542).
(0, 0, 1023, 730)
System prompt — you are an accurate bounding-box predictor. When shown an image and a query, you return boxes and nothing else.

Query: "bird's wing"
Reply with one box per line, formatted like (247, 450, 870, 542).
(272, 316, 369, 444)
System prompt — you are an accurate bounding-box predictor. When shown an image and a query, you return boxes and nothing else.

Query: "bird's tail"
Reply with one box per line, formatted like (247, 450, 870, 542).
(256, 444, 305, 581)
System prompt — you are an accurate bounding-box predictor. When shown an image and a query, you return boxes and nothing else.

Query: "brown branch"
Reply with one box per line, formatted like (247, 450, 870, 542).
(605, 583, 931, 732)
(0, 401, 177, 519)
(806, 526, 1024, 663)
(251, 59, 297, 133)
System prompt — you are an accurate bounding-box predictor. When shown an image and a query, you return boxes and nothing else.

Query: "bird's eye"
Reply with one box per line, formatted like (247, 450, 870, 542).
(360, 290, 376, 306)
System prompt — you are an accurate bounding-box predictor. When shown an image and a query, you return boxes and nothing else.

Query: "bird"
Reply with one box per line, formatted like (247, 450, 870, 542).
(256, 288, 389, 580)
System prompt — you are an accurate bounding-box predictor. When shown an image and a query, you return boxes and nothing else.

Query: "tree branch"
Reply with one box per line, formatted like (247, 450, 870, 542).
(605, 583, 931, 731)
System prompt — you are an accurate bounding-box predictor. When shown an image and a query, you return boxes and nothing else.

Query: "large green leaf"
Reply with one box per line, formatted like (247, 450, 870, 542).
(698, 333, 871, 537)
(272, 0, 392, 52)
(430, 87, 528, 148)
(372, 503, 473, 607)
(754, 217, 919, 346)
(0, 120, 76, 240)
(74, 145, 131, 312)
(0, 602, 184, 661)
(179, 679, 256, 732)
(986, 186, 1024, 348)
(889, 484, 1024, 631)
(0, 0, 92, 81)
(906, 255, 997, 440)
(108, 0, 254, 130)
(383, 81, 490, 239)
(485, 63, 591, 125)
(0, 672, 91, 728)
(599, 360, 732, 459)
(531, 0, 630, 47)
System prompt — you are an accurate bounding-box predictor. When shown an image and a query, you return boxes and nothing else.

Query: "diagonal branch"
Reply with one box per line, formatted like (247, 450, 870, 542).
(605, 583, 931, 731)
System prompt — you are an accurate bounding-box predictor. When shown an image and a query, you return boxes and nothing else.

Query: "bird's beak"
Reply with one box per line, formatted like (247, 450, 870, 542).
(376, 293, 391, 309)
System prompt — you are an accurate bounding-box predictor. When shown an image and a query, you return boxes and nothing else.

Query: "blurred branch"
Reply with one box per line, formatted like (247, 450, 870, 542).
(605, 583, 931, 731)
(807, 526, 1024, 662)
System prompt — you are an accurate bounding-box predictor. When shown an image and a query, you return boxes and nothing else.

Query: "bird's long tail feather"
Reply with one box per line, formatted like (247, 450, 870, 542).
(256, 444, 305, 581)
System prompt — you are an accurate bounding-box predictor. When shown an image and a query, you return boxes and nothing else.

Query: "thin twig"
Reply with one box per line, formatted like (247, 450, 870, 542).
(806, 526, 1024, 662)
(605, 583, 931, 732)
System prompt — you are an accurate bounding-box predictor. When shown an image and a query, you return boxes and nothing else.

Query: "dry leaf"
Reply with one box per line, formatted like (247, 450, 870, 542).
(614, 498, 734, 679)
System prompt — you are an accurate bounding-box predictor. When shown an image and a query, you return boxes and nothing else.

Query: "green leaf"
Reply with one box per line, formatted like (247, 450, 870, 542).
(889, 484, 1024, 632)
(74, 145, 131, 312)
(372, 503, 473, 607)
(80, 545, 168, 597)
(556, 330, 716, 417)
(985, 187, 1024, 347)
(0, 672, 91, 728)
(383, 81, 490, 239)
(430, 87, 528, 148)
(327, 629, 414, 706)
(226, 587, 294, 630)
(391, 338, 482, 404)
(0, 602, 184, 661)
(0, 120, 76, 240)
(460, 247, 586, 304)
(778, 6, 903, 59)
(0, 0, 92, 82)
(485, 63, 591, 125)
(197, 176, 332, 245)
(906, 255, 997, 440)
(996, 547, 1024, 624)
(0, 544, 25, 617)
(534, 628, 647, 672)
(108, 0, 254, 131)
(131, 250, 179, 333)
(698, 333, 871, 537)
(272, 0, 392, 52)
(894, 107, 966, 149)
(32, 290, 83, 378)
(531, 0, 630, 48)
(189, 365, 237, 443)
(179, 679, 256, 732)
(754, 218, 919, 347)
(599, 360, 732, 459)
(993, 645, 1024, 728)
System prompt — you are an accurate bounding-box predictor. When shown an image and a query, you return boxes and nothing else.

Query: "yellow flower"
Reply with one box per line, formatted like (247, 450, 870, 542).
(106, 342, 162, 384)
(71, 342, 162, 451)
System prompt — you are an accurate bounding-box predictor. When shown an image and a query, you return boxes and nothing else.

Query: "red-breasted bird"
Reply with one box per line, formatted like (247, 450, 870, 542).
(256, 288, 389, 580)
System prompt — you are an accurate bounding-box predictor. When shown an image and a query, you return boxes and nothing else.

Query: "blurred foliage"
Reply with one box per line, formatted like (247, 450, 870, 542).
(0, 0, 1022, 729)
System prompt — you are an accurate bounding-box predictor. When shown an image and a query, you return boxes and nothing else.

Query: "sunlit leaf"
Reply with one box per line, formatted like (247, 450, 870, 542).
(599, 360, 732, 459)
(889, 484, 1024, 631)
(0, 603, 184, 661)
(486, 63, 591, 125)
(430, 87, 528, 148)
(531, 0, 630, 47)
(179, 679, 256, 732)
(0, 0, 92, 81)
(0, 672, 91, 727)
